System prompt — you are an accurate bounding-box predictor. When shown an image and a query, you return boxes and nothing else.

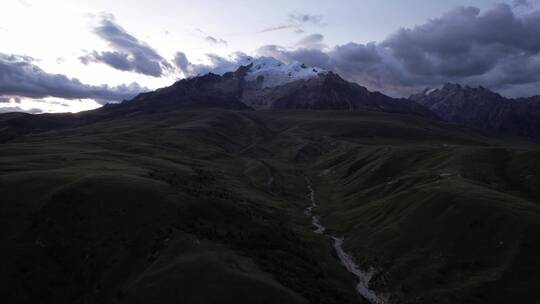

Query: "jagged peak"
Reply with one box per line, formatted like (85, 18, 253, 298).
(417, 83, 505, 99)
(239, 57, 327, 88)
(441, 83, 463, 91)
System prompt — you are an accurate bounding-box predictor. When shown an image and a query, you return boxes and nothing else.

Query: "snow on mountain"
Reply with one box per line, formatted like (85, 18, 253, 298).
(243, 57, 326, 88)
(424, 88, 438, 95)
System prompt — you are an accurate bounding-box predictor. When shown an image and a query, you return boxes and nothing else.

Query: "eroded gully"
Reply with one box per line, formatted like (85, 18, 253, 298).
(304, 183, 388, 304)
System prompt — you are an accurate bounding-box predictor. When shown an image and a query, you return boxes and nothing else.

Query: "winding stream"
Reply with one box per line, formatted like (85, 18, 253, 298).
(305, 183, 388, 304)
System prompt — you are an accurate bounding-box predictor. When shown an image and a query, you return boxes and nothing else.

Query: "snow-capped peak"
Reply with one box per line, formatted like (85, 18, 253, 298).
(243, 57, 326, 88)
(424, 88, 438, 95)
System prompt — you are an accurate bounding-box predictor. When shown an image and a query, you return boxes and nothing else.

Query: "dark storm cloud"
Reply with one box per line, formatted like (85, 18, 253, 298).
(378, 3, 540, 95)
(0, 53, 145, 103)
(169, 4, 540, 97)
(80, 14, 173, 77)
(382, 4, 540, 77)
(173, 52, 190, 74)
(513, 0, 533, 8)
(257, 42, 413, 96)
(83, 51, 133, 71)
(173, 51, 252, 77)
(258, 42, 386, 74)
(205, 36, 228, 46)
(203, 53, 251, 74)
(0, 96, 21, 103)
(258, 45, 331, 69)
(257, 4, 540, 97)
(0, 106, 41, 114)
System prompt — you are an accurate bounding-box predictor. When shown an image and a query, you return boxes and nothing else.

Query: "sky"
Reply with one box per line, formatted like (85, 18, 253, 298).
(1, 0, 540, 113)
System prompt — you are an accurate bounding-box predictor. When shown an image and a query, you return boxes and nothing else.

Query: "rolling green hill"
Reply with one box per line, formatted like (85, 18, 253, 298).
(1, 109, 539, 304)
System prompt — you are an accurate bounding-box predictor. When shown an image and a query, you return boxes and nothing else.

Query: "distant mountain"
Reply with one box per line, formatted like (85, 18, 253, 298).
(0, 59, 437, 143)
(121, 58, 436, 118)
(411, 83, 540, 138)
(242, 70, 436, 117)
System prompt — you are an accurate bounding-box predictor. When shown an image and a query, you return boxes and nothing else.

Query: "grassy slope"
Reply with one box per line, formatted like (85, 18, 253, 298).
(0, 111, 359, 304)
(1, 110, 539, 304)
(287, 113, 540, 304)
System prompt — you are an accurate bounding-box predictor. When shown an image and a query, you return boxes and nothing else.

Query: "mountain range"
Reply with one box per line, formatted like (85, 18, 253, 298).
(114, 57, 436, 117)
(3, 57, 540, 141)
(411, 83, 540, 139)
(0, 58, 436, 143)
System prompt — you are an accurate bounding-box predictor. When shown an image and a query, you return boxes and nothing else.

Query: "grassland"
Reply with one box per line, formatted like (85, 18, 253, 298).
(1, 109, 539, 303)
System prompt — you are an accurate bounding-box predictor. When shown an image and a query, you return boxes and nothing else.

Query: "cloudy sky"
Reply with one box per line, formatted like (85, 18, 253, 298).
(1, 0, 540, 113)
